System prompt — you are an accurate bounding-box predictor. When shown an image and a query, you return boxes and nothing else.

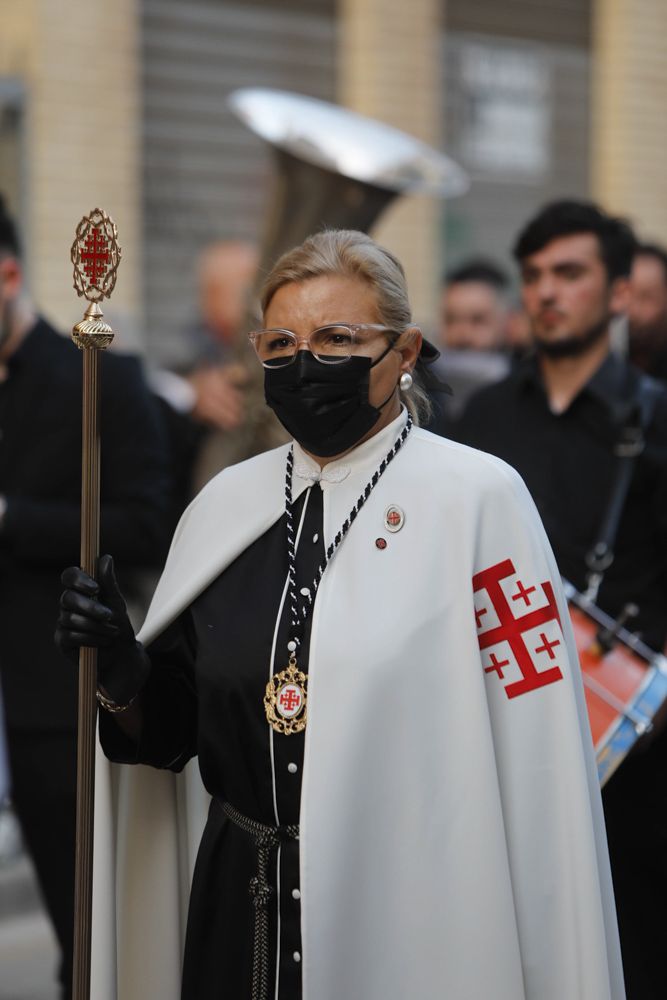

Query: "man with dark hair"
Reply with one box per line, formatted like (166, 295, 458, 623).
(628, 242, 667, 379)
(456, 199, 667, 1000)
(431, 258, 512, 429)
(447, 258, 508, 289)
(512, 198, 639, 286)
(439, 257, 510, 352)
(0, 195, 170, 998)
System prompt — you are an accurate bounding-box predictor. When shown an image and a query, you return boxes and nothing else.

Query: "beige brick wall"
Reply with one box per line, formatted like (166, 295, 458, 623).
(338, 0, 445, 332)
(0, 0, 142, 348)
(591, 0, 667, 243)
(0, 2, 34, 74)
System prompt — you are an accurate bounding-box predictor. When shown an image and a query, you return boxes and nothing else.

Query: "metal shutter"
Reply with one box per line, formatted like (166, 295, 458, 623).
(446, 0, 591, 48)
(141, 0, 336, 364)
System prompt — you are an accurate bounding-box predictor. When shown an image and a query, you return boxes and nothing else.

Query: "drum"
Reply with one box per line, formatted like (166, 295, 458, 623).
(564, 581, 667, 785)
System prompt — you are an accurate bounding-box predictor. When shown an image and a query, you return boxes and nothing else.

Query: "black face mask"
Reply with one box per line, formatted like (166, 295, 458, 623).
(264, 348, 394, 457)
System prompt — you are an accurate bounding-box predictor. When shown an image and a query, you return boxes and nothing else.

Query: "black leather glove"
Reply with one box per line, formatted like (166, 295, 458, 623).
(56, 553, 151, 706)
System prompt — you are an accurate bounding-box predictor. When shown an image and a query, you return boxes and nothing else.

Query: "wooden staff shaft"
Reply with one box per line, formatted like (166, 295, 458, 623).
(73, 346, 102, 1000)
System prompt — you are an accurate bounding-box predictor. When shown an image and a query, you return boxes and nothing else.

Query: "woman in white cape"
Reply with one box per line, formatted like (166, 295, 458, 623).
(57, 229, 624, 1000)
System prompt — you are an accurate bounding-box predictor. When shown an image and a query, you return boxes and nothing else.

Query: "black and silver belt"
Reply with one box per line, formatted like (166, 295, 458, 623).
(220, 801, 300, 1000)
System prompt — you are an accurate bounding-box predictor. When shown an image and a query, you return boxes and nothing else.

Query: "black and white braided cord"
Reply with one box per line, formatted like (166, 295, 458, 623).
(221, 802, 298, 1000)
(285, 414, 413, 645)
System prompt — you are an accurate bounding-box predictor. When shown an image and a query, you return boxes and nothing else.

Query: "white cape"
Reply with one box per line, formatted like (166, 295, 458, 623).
(91, 418, 624, 999)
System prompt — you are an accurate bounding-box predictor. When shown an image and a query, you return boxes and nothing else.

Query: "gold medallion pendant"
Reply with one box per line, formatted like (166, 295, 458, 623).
(264, 654, 308, 735)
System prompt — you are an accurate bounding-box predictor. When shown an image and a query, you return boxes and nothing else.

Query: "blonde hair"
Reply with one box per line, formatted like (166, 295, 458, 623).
(261, 229, 432, 424)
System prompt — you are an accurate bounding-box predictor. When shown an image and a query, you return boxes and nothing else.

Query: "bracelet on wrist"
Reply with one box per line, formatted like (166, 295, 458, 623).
(96, 687, 139, 714)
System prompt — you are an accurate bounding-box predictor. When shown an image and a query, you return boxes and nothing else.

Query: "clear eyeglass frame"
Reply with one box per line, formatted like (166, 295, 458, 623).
(248, 323, 401, 368)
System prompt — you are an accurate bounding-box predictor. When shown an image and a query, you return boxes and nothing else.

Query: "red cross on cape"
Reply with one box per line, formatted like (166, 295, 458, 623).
(473, 558, 564, 699)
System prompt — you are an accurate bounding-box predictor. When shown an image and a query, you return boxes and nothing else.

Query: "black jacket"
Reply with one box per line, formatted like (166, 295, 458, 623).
(0, 318, 170, 729)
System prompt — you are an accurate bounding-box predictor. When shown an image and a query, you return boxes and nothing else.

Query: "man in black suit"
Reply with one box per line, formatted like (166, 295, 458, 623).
(0, 196, 170, 998)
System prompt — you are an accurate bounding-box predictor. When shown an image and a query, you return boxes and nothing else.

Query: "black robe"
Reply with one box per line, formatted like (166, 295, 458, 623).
(102, 483, 325, 1000)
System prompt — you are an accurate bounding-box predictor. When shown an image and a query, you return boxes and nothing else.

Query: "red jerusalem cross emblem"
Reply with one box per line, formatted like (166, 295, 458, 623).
(473, 559, 564, 699)
(71, 208, 121, 303)
(265, 658, 308, 735)
(81, 230, 109, 286)
(277, 684, 303, 719)
(384, 505, 405, 533)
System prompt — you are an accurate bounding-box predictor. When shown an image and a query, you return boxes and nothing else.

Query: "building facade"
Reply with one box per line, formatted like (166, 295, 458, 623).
(0, 0, 665, 356)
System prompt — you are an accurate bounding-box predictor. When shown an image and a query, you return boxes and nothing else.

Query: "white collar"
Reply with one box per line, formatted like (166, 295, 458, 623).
(290, 408, 409, 501)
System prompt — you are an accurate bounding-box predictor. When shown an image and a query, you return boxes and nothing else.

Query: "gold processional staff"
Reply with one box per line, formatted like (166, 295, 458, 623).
(70, 209, 121, 1000)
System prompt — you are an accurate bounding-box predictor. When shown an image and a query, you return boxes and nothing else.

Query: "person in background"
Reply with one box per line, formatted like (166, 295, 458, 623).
(456, 199, 667, 1000)
(439, 258, 511, 353)
(150, 240, 258, 525)
(627, 242, 667, 381)
(0, 194, 170, 999)
(181, 240, 259, 425)
(430, 259, 512, 430)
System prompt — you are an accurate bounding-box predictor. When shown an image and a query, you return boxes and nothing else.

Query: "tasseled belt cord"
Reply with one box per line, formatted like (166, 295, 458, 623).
(221, 801, 299, 1000)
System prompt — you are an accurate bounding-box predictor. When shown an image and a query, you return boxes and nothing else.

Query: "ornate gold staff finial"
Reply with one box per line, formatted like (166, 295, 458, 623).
(70, 208, 122, 349)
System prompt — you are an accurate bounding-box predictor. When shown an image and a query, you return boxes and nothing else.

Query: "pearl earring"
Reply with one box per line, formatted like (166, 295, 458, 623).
(399, 371, 413, 391)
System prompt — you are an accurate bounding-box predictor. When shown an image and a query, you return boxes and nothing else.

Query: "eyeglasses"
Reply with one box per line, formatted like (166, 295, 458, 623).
(248, 323, 401, 368)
